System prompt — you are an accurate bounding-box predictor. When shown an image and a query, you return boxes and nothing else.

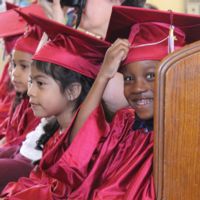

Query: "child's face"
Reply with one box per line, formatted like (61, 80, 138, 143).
(28, 64, 69, 118)
(122, 60, 159, 120)
(11, 50, 32, 93)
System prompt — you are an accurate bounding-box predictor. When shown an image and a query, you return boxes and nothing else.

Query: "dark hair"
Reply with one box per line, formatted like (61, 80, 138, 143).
(34, 60, 94, 150)
(12, 92, 28, 113)
(122, 0, 146, 7)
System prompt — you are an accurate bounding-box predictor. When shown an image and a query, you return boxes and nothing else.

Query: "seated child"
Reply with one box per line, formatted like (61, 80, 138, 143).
(0, 4, 45, 147)
(0, 13, 110, 199)
(44, 7, 199, 200)
(0, 4, 24, 125)
(0, 5, 45, 191)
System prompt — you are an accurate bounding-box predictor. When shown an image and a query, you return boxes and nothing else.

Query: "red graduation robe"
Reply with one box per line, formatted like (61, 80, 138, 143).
(69, 109, 154, 200)
(0, 96, 40, 147)
(1, 107, 107, 199)
(52, 107, 155, 200)
(1, 106, 155, 199)
(42, 106, 154, 199)
(0, 62, 15, 125)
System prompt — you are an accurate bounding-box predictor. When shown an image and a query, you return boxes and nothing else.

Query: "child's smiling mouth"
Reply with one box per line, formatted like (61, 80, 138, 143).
(130, 98, 153, 109)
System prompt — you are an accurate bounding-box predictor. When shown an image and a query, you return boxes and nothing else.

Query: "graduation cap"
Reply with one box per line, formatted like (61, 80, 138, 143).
(0, 4, 45, 38)
(105, 6, 200, 63)
(12, 5, 46, 54)
(28, 14, 111, 79)
(4, 34, 23, 54)
(0, 4, 45, 54)
(106, 6, 200, 44)
(1, 2, 20, 54)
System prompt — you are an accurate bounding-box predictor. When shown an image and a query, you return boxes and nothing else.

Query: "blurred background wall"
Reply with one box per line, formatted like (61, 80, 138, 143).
(147, 0, 185, 12)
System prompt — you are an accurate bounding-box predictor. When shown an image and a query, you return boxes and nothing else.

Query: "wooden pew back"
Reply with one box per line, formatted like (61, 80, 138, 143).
(154, 41, 200, 200)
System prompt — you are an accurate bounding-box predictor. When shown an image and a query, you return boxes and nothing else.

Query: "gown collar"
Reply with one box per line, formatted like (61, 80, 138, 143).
(132, 115, 153, 133)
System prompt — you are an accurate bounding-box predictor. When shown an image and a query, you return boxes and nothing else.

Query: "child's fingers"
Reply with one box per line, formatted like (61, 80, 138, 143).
(102, 38, 130, 72)
(110, 42, 130, 61)
(111, 38, 130, 48)
(110, 39, 130, 53)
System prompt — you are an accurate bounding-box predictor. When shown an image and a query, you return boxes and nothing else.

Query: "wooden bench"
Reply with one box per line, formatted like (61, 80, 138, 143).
(154, 41, 200, 200)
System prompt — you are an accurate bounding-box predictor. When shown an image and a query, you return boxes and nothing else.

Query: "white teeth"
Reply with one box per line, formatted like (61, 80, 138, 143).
(135, 99, 153, 105)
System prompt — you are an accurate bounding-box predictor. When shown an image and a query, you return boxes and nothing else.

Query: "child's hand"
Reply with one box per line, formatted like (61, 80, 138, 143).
(99, 39, 130, 80)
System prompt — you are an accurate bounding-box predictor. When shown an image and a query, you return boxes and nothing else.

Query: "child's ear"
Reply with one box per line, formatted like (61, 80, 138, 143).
(65, 82, 82, 101)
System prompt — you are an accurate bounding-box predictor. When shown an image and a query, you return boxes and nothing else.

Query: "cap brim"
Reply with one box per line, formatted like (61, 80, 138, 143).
(106, 6, 200, 43)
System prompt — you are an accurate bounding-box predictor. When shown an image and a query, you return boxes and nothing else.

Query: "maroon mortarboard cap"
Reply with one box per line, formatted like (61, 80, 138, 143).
(0, 9, 24, 37)
(13, 5, 46, 54)
(5, 2, 18, 10)
(4, 34, 23, 54)
(106, 6, 200, 44)
(30, 14, 110, 79)
(124, 22, 185, 64)
(0, 4, 45, 38)
(3, 2, 21, 54)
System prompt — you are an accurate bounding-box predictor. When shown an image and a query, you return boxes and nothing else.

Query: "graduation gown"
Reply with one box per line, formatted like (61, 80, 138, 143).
(1, 106, 155, 199)
(44, 106, 155, 200)
(0, 96, 40, 146)
(1, 107, 108, 199)
(0, 130, 66, 200)
(69, 108, 154, 200)
(0, 62, 15, 125)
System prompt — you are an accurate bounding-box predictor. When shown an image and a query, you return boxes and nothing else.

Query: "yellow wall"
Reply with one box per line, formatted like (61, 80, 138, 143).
(147, 0, 185, 13)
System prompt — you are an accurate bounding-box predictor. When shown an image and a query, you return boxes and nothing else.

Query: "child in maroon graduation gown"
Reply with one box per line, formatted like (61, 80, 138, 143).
(0, 5, 45, 147)
(63, 24, 184, 200)
(0, 5, 46, 191)
(36, 8, 200, 200)
(0, 4, 46, 126)
(0, 3, 23, 125)
(0, 34, 22, 125)
(0, 14, 110, 199)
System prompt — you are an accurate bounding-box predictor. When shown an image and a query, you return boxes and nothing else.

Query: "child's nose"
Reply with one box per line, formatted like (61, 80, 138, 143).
(27, 83, 36, 97)
(12, 66, 20, 78)
(133, 79, 149, 93)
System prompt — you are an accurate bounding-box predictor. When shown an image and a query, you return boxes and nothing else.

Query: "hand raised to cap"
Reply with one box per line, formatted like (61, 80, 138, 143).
(99, 39, 130, 80)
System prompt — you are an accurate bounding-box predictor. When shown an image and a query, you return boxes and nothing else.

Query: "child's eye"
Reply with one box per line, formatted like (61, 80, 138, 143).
(28, 79, 32, 84)
(37, 81, 45, 87)
(20, 64, 28, 70)
(146, 72, 155, 81)
(28, 78, 32, 86)
(11, 61, 16, 68)
(124, 75, 134, 82)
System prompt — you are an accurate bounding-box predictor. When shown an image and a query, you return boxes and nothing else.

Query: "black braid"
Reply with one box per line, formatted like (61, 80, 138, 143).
(12, 92, 28, 112)
(35, 118, 59, 150)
